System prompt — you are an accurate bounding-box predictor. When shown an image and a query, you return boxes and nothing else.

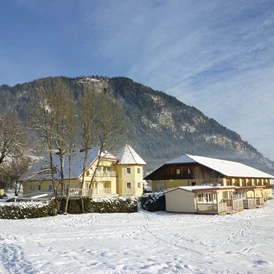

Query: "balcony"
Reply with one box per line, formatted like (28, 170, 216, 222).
(96, 171, 116, 177)
(66, 188, 118, 198)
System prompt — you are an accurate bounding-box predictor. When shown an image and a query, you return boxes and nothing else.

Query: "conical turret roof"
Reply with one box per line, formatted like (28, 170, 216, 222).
(117, 144, 146, 165)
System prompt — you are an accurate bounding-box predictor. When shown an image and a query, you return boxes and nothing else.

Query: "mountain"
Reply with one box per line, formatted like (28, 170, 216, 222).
(1, 76, 274, 174)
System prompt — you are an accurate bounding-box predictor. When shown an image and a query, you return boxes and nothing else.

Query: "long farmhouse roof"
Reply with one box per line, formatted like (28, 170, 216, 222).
(166, 154, 273, 178)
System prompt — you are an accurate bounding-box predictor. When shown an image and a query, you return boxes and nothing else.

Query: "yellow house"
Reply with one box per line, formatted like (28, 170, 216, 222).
(19, 144, 146, 200)
(145, 154, 273, 202)
(115, 144, 146, 197)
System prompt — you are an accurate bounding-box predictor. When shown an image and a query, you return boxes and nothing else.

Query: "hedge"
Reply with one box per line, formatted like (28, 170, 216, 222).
(0, 201, 58, 219)
(140, 192, 166, 211)
(0, 196, 139, 219)
(58, 196, 138, 214)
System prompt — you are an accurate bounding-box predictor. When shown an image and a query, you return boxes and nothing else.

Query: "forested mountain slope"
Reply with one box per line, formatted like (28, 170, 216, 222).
(0, 76, 273, 174)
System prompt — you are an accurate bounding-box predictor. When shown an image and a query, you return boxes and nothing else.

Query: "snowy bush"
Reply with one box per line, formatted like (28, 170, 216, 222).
(140, 192, 166, 211)
(90, 196, 138, 213)
(58, 196, 138, 214)
(0, 201, 58, 219)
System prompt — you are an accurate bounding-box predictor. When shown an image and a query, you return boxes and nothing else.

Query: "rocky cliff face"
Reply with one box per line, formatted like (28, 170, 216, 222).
(1, 76, 273, 174)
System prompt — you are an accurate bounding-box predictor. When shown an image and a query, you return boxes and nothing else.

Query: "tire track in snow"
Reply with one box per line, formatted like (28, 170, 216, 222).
(140, 211, 203, 255)
(224, 216, 253, 244)
(1, 243, 34, 274)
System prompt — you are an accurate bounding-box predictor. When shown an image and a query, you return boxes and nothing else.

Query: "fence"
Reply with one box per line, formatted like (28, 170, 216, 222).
(243, 198, 256, 209)
(197, 202, 227, 214)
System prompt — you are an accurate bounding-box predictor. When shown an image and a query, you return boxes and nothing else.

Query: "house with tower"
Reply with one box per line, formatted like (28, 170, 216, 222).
(19, 144, 146, 199)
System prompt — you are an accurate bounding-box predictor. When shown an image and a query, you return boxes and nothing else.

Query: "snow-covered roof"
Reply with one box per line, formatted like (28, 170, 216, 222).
(179, 186, 217, 191)
(116, 144, 146, 165)
(166, 185, 237, 193)
(167, 154, 274, 178)
(20, 148, 117, 181)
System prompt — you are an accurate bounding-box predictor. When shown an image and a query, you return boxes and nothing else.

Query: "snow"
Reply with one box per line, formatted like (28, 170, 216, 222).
(117, 144, 146, 165)
(20, 148, 117, 182)
(1, 200, 274, 273)
(86, 78, 100, 82)
(173, 186, 236, 192)
(78, 78, 100, 84)
(0, 201, 49, 208)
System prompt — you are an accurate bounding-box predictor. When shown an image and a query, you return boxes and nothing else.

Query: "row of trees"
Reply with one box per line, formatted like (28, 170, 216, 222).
(31, 79, 126, 213)
(0, 79, 127, 213)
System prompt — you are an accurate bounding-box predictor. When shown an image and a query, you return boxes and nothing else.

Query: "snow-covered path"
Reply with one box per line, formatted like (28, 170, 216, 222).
(1, 200, 274, 274)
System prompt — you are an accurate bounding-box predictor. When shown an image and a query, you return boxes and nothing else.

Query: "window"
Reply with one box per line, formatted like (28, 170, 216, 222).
(48, 184, 53, 191)
(104, 167, 110, 173)
(137, 182, 142, 189)
(137, 168, 141, 174)
(176, 169, 180, 175)
(126, 182, 132, 189)
(198, 193, 203, 202)
(126, 167, 131, 174)
(28, 184, 33, 191)
(37, 184, 41, 191)
(205, 193, 211, 203)
(156, 182, 166, 192)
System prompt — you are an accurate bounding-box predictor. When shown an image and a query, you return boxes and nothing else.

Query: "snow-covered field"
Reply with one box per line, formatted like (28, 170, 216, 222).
(1, 200, 274, 274)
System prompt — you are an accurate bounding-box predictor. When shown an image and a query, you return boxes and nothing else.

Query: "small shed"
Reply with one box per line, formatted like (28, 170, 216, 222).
(166, 186, 196, 213)
(165, 186, 241, 215)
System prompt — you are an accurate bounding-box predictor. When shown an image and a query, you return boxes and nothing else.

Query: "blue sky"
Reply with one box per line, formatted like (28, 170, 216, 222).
(1, 0, 274, 160)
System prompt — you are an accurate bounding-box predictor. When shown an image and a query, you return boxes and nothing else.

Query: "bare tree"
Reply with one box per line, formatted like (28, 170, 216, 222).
(51, 79, 76, 195)
(0, 113, 28, 195)
(78, 84, 126, 211)
(30, 79, 78, 200)
(1, 156, 31, 196)
(30, 85, 59, 197)
(0, 113, 26, 166)
(63, 93, 78, 215)
(30, 79, 126, 213)
(78, 84, 101, 193)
